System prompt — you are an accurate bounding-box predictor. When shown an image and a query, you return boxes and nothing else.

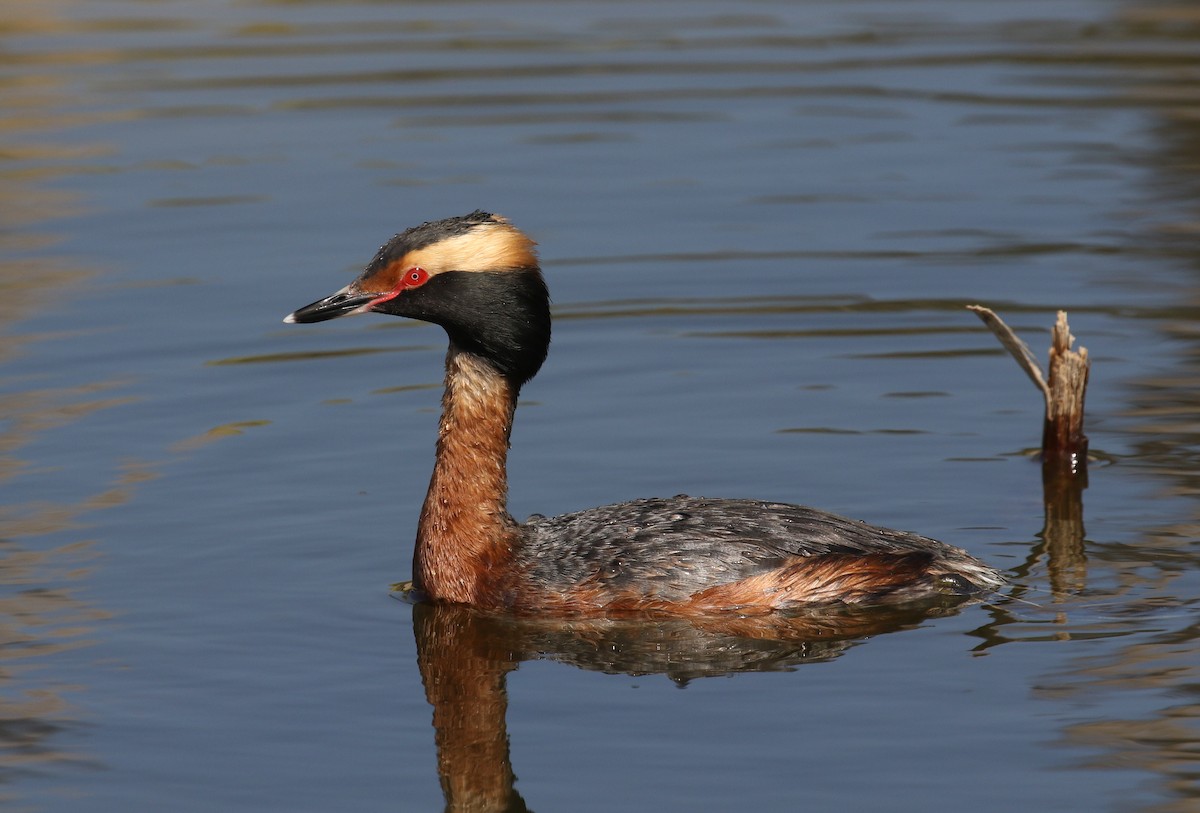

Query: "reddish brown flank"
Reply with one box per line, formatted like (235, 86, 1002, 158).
(684, 552, 935, 611)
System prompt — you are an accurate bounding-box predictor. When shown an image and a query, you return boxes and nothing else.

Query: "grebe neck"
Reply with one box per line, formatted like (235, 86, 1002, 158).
(414, 344, 519, 604)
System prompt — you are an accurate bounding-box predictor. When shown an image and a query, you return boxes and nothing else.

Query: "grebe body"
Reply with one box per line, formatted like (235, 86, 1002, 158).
(286, 211, 1004, 613)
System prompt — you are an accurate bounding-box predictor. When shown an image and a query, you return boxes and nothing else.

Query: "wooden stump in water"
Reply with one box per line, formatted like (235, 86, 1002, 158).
(967, 306, 1090, 473)
(1041, 312, 1090, 471)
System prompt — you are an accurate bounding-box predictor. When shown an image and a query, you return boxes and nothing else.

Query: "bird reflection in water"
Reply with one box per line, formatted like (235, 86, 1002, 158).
(410, 595, 980, 813)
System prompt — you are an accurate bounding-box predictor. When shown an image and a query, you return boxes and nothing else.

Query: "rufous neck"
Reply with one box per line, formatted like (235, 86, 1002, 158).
(414, 345, 518, 604)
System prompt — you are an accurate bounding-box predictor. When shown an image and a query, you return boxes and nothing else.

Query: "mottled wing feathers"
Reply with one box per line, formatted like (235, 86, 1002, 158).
(518, 496, 1001, 608)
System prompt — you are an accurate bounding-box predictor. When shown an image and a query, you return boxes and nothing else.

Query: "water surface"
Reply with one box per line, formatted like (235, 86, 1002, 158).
(2, 1, 1199, 810)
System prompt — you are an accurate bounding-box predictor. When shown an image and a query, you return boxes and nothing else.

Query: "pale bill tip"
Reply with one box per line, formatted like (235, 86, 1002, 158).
(282, 312, 297, 324)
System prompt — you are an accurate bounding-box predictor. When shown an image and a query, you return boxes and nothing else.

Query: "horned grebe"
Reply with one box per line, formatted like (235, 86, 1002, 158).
(285, 211, 1003, 613)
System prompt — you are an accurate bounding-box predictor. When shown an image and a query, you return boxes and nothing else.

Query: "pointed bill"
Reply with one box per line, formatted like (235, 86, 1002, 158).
(284, 284, 379, 324)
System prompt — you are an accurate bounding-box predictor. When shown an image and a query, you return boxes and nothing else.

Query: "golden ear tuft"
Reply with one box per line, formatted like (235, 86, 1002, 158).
(405, 221, 539, 276)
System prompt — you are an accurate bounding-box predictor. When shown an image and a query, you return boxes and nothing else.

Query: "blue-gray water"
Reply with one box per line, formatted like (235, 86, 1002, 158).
(3, 1, 1199, 810)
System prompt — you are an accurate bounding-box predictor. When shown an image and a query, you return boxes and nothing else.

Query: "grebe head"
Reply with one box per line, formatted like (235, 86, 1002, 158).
(285, 211, 550, 388)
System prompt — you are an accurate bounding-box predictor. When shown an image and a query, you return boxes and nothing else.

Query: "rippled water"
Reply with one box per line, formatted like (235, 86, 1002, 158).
(2, 1, 1199, 810)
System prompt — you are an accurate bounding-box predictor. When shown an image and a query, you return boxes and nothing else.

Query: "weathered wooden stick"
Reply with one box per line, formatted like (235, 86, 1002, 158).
(1042, 312, 1090, 464)
(967, 306, 1090, 472)
(965, 305, 1050, 400)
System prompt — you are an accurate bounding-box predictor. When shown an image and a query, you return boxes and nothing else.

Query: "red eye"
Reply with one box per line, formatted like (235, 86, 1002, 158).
(367, 266, 430, 309)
